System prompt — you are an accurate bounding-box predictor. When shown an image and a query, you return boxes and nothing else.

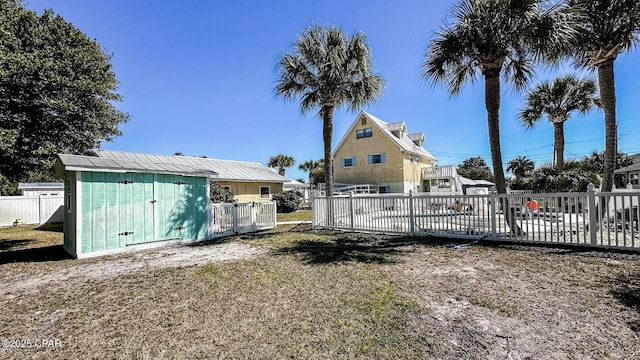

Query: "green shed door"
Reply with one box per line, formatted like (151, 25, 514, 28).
(155, 174, 208, 241)
(125, 173, 156, 245)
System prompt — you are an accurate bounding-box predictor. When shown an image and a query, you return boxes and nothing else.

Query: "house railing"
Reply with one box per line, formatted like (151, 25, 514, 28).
(312, 185, 640, 251)
(422, 165, 457, 179)
(209, 201, 276, 237)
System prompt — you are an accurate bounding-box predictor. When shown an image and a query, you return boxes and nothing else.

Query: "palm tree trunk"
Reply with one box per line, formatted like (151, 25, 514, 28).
(484, 71, 507, 194)
(598, 59, 617, 192)
(322, 105, 335, 196)
(554, 122, 565, 172)
(484, 70, 523, 236)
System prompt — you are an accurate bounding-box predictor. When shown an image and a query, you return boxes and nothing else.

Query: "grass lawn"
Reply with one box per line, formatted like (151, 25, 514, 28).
(276, 209, 311, 222)
(0, 224, 639, 359)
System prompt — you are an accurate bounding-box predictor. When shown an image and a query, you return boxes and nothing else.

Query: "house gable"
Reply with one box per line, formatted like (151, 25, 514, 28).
(333, 112, 437, 192)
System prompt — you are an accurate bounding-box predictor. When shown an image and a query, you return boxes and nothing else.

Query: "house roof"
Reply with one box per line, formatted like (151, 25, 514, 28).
(18, 182, 64, 189)
(334, 111, 437, 161)
(458, 175, 495, 187)
(615, 162, 640, 174)
(55, 151, 289, 183)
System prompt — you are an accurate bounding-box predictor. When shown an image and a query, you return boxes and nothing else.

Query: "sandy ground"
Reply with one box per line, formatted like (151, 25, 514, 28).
(0, 241, 265, 297)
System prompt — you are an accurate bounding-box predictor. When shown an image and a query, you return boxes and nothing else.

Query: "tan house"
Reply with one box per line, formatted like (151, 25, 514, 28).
(95, 150, 287, 202)
(333, 112, 439, 193)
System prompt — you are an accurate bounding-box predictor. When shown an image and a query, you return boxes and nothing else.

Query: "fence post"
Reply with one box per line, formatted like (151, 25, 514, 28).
(587, 183, 598, 245)
(272, 201, 277, 228)
(490, 190, 497, 238)
(408, 190, 415, 236)
(349, 192, 355, 231)
(233, 203, 238, 235)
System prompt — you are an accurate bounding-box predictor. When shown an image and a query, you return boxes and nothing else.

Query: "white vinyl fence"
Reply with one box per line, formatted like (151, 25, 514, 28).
(209, 201, 276, 238)
(312, 185, 640, 251)
(0, 196, 64, 227)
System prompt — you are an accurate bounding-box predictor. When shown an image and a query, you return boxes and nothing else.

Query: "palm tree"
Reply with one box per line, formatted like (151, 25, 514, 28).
(507, 156, 535, 181)
(519, 75, 598, 172)
(267, 154, 295, 176)
(421, 0, 574, 195)
(275, 25, 384, 196)
(568, 0, 640, 192)
(298, 159, 323, 185)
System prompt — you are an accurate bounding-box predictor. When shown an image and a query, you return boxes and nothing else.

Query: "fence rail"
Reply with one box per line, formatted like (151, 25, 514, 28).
(0, 196, 64, 227)
(312, 186, 640, 251)
(209, 201, 276, 238)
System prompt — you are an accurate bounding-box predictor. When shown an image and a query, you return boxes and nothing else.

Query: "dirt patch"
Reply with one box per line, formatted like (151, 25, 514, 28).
(385, 244, 640, 359)
(0, 241, 265, 297)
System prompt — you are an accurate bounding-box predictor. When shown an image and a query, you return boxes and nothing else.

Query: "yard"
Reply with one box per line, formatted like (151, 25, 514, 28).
(1, 223, 639, 359)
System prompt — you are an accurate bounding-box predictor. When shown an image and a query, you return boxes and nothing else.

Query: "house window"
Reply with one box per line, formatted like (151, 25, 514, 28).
(415, 156, 420, 163)
(361, 117, 367, 125)
(378, 185, 390, 193)
(356, 128, 372, 139)
(260, 186, 270, 199)
(632, 174, 639, 185)
(342, 157, 356, 168)
(409, 155, 413, 163)
(369, 153, 385, 165)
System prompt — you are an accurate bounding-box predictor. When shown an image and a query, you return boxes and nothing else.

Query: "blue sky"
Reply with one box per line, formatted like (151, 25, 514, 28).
(25, 0, 640, 181)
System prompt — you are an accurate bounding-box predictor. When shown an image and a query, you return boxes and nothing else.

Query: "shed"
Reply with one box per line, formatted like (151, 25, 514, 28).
(18, 182, 64, 197)
(55, 154, 217, 258)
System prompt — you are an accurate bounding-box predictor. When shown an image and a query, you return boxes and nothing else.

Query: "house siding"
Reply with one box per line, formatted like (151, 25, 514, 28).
(218, 181, 283, 203)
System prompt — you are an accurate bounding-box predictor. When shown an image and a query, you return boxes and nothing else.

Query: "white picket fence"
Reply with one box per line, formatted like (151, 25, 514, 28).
(312, 185, 640, 251)
(209, 201, 277, 237)
(0, 196, 64, 227)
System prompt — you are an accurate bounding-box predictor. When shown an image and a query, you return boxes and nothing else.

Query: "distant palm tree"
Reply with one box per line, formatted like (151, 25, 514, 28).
(519, 75, 597, 172)
(298, 159, 323, 185)
(421, 0, 574, 195)
(267, 154, 295, 176)
(507, 156, 535, 181)
(275, 25, 384, 196)
(568, 0, 640, 191)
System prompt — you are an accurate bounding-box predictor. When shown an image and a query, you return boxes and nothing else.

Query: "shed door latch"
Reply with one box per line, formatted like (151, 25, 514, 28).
(173, 226, 184, 231)
(118, 180, 133, 184)
(118, 231, 134, 236)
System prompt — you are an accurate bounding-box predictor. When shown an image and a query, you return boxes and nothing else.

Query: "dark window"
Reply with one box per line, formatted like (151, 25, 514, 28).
(260, 186, 270, 199)
(371, 154, 382, 164)
(356, 128, 372, 139)
(361, 117, 367, 125)
(344, 158, 353, 167)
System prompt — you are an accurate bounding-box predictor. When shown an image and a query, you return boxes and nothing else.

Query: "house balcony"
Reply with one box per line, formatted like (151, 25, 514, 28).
(422, 165, 457, 179)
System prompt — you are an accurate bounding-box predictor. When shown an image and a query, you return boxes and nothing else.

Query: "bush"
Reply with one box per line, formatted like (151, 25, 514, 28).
(210, 181, 235, 203)
(272, 190, 303, 213)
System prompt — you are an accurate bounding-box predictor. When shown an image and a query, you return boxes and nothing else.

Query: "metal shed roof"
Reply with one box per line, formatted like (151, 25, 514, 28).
(55, 154, 218, 178)
(95, 150, 289, 183)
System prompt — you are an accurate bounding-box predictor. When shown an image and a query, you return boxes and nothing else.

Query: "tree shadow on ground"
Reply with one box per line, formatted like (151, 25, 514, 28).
(272, 233, 434, 265)
(610, 271, 640, 332)
(0, 244, 70, 264)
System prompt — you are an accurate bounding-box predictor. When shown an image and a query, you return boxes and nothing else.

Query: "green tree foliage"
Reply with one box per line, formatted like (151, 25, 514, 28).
(457, 157, 494, 182)
(506, 156, 535, 181)
(209, 181, 235, 203)
(580, 151, 634, 173)
(0, 1, 129, 186)
(519, 75, 598, 172)
(526, 162, 599, 193)
(298, 159, 324, 185)
(272, 190, 303, 213)
(267, 154, 295, 176)
(421, 0, 574, 194)
(567, 0, 640, 192)
(275, 25, 384, 196)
